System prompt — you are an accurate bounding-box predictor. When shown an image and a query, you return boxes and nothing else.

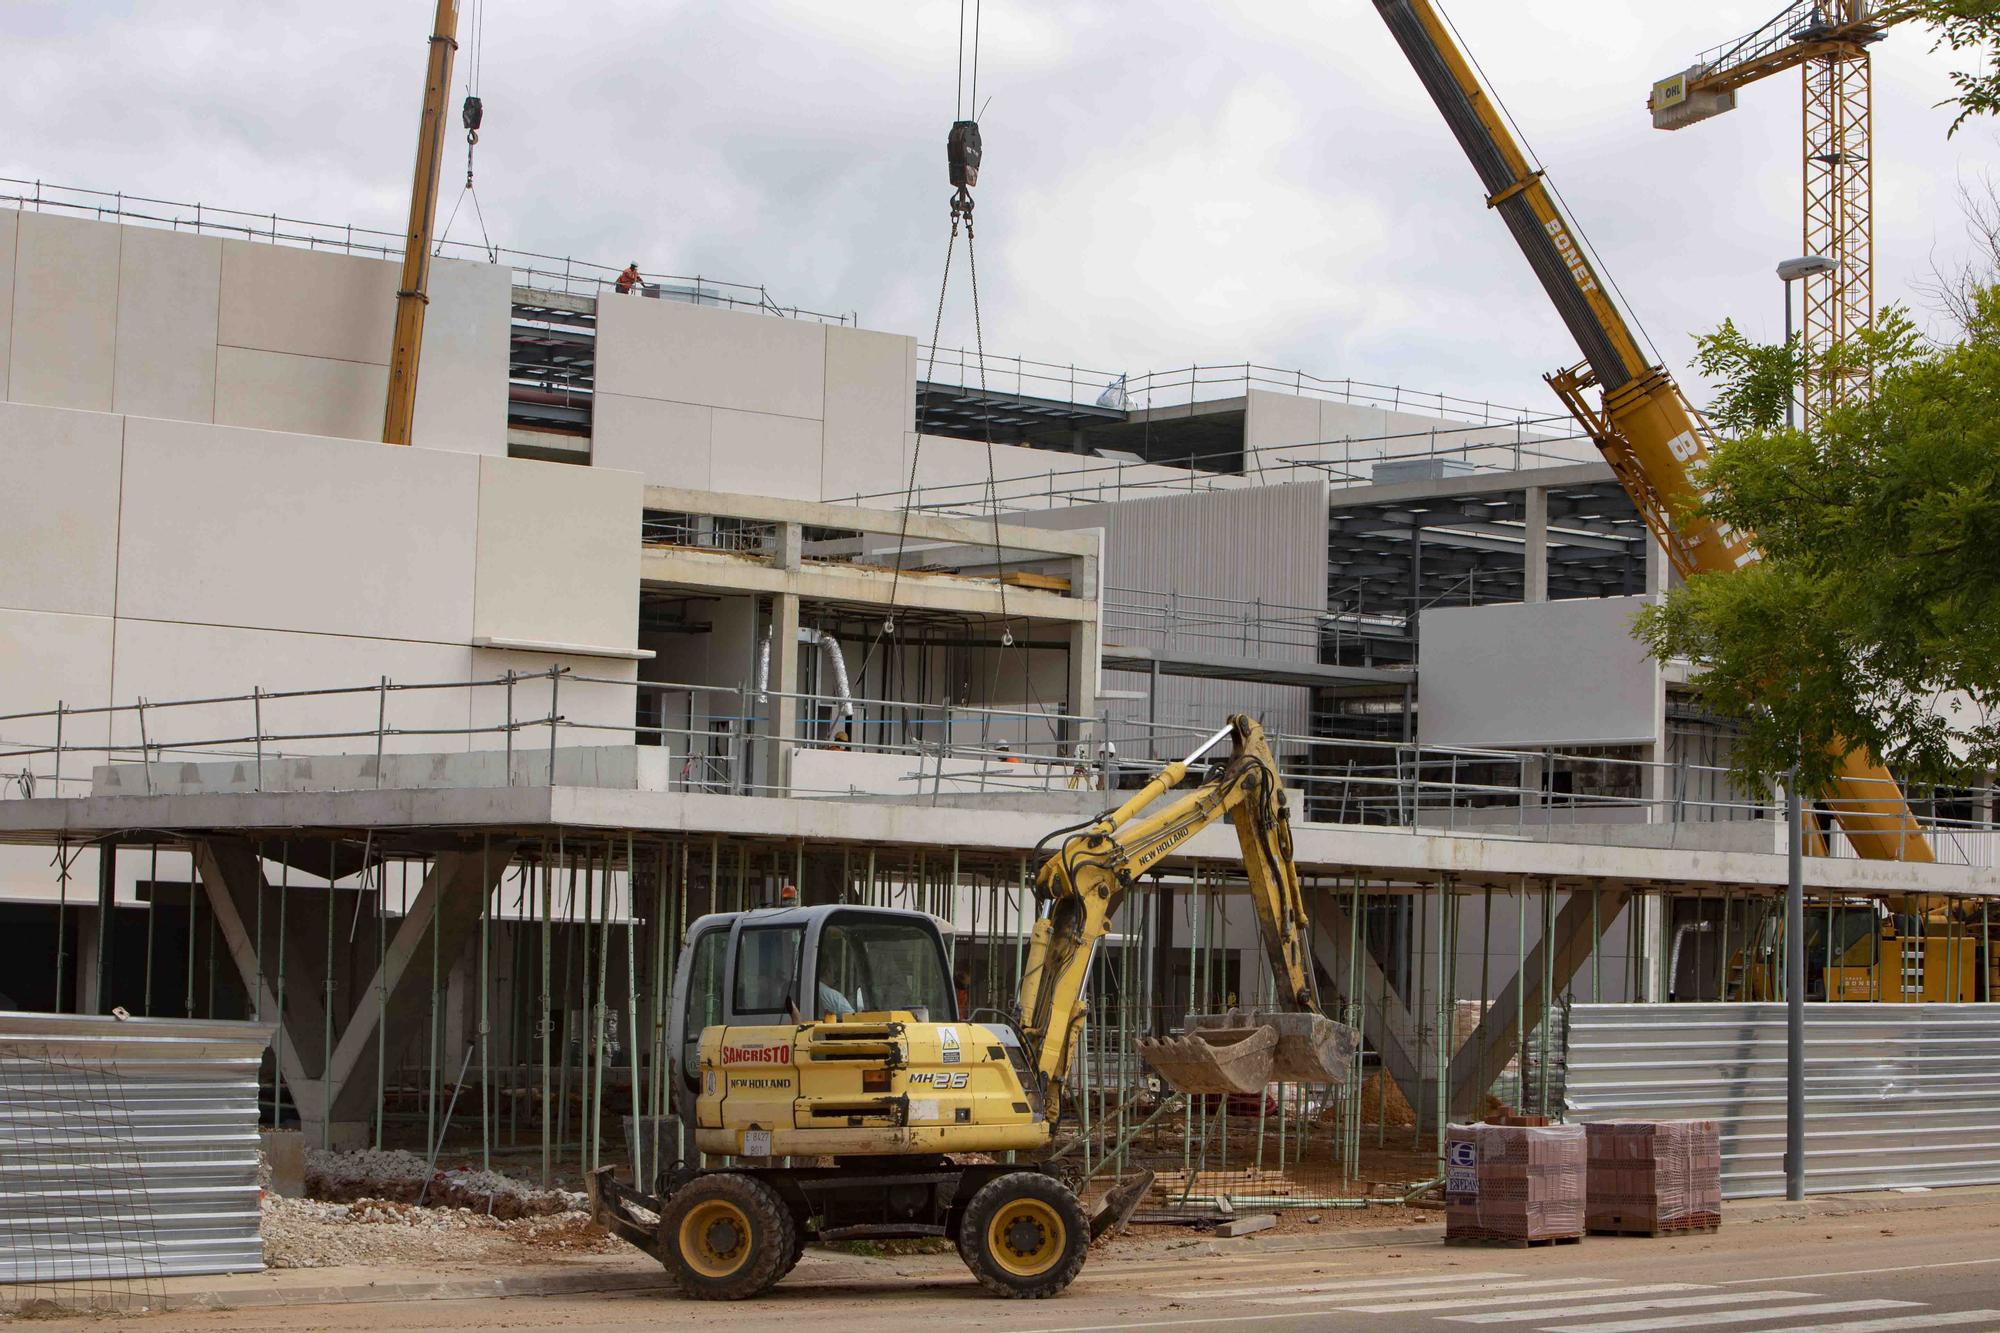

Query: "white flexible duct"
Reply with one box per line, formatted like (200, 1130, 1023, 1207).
(757, 627, 855, 719)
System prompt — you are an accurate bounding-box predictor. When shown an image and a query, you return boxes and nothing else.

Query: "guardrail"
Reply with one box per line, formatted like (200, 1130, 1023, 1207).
(0, 177, 856, 325)
(1, 670, 1992, 866)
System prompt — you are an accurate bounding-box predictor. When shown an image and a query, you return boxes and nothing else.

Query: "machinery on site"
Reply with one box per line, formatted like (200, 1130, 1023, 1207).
(1371, 0, 1933, 865)
(590, 715, 1355, 1300)
(1725, 899, 1998, 1002)
(1651, 2, 1927, 426)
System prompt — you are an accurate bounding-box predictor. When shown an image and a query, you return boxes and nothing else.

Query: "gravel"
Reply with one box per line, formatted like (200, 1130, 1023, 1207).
(260, 1195, 617, 1270)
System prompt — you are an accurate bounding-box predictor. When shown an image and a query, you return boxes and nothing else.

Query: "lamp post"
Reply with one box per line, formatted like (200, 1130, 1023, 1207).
(1773, 255, 1833, 1204)
(1776, 255, 1838, 431)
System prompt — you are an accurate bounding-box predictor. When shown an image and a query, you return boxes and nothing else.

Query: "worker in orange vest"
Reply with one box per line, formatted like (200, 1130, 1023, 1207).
(615, 262, 644, 295)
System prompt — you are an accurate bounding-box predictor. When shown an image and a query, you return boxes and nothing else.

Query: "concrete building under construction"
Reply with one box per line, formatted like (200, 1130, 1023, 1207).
(0, 181, 1994, 1201)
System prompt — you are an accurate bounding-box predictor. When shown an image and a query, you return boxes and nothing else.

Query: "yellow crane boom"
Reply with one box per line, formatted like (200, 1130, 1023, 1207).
(1372, 0, 1931, 863)
(382, 0, 462, 446)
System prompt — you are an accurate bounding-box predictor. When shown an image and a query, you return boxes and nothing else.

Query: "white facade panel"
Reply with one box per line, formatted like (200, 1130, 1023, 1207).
(112, 228, 222, 423)
(473, 455, 641, 653)
(594, 295, 826, 421)
(217, 240, 396, 365)
(116, 416, 478, 643)
(411, 256, 510, 455)
(213, 345, 389, 441)
(8, 212, 119, 412)
(821, 325, 914, 504)
(105, 619, 474, 758)
(1418, 595, 1661, 749)
(0, 211, 15, 401)
(590, 391, 712, 490)
(0, 606, 116, 762)
(0, 402, 124, 619)
(467, 648, 639, 751)
(708, 407, 822, 500)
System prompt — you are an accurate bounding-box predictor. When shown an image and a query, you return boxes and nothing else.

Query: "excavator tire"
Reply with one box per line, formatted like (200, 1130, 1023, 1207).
(658, 1172, 796, 1300)
(956, 1171, 1090, 1299)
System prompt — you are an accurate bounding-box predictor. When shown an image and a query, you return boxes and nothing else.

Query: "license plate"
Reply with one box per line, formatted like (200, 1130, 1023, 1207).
(743, 1129, 772, 1157)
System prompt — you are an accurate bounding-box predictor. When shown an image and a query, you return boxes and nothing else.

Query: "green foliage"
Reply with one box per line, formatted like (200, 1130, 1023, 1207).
(1692, 319, 1798, 435)
(1636, 296, 2000, 790)
(1915, 0, 2000, 136)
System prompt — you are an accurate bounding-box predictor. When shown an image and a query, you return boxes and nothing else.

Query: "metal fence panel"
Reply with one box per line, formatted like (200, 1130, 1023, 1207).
(1563, 1003, 2000, 1199)
(0, 1013, 274, 1283)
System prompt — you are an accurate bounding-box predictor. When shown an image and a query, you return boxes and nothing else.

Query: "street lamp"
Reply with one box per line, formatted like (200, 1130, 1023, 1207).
(1776, 255, 1839, 431)
(1774, 254, 1833, 1204)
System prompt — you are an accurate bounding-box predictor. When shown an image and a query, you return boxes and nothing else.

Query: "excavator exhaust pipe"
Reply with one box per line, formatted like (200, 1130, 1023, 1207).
(1137, 1011, 1359, 1094)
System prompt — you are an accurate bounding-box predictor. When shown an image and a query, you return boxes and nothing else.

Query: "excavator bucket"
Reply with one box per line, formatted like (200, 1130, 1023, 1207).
(1088, 1168, 1156, 1242)
(1190, 1010, 1360, 1087)
(1135, 1024, 1276, 1095)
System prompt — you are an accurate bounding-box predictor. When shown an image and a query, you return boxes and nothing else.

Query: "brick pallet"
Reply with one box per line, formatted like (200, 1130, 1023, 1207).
(1444, 1122, 1585, 1246)
(1584, 1120, 1723, 1239)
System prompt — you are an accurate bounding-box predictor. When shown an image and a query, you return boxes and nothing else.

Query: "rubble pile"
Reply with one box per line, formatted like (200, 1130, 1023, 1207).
(304, 1147, 586, 1218)
(260, 1194, 615, 1270)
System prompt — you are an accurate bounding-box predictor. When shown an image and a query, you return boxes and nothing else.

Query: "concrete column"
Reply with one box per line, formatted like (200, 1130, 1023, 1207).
(766, 593, 800, 793)
(1523, 485, 1548, 603)
(91, 841, 116, 1014)
(1066, 547, 1101, 753)
(1645, 528, 1668, 595)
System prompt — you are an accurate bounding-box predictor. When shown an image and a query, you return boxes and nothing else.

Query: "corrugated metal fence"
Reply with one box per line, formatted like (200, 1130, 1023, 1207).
(0, 1013, 274, 1284)
(1564, 1003, 2000, 1199)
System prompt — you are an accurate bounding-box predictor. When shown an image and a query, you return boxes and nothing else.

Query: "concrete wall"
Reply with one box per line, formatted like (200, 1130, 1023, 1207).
(2, 212, 507, 453)
(0, 401, 642, 840)
(591, 297, 913, 504)
(1246, 391, 1597, 482)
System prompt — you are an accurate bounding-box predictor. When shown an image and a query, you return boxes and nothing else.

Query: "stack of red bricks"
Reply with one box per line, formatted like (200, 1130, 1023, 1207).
(1444, 1122, 1585, 1244)
(1584, 1119, 1723, 1236)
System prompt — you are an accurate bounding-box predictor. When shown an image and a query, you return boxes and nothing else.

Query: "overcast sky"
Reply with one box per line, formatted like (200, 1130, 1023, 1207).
(5, 1, 1996, 417)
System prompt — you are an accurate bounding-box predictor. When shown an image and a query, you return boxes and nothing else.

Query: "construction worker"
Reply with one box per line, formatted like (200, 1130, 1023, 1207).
(615, 262, 644, 295)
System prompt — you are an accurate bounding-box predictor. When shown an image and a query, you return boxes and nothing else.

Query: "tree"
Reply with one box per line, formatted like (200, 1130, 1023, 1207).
(1915, 1, 2000, 136)
(1634, 295, 2000, 792)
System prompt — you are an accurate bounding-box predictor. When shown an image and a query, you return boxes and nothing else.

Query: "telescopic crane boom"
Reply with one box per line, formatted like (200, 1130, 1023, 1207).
(1372, 0, 1931, 863)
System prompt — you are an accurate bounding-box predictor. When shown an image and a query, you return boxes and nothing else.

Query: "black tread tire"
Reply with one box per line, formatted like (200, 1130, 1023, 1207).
(779, 1229, 807, 1278)
(956, 1171, 1089, 1299)
(658, 1173, 796, 1301)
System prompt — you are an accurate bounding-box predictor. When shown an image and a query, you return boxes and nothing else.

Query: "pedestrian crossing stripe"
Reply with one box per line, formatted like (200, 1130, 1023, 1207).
(1257, 1277, 1611, 1306)
(1559, 1299, 1920, 1333)
(1159, 1270, 1516, 1300)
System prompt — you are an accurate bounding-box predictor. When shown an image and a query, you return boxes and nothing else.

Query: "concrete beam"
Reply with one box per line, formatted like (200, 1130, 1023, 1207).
(641, 547, 1092, 623)
(1445, 882, 1630, 1119)
(641, 483, 1096, 559)
(5, 783, 1991, 899)
(1312, 902, 1428, 1121)
(191, 838, 332, 1125)
(322, 841, 520, 1133)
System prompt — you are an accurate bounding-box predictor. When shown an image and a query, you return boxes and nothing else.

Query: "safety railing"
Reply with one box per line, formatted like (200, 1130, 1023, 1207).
(0, 177, 856, 325)
(1, 671, 1993, 865)
(918, 348, 1544, 427)
(860, 416, 1600, 516)
(1101, 587, 1328, 658)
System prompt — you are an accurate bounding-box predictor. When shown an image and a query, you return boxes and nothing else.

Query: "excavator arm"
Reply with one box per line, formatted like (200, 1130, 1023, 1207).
(1373, 0, 1932, 864)
(1014, 716, 1343, 1114)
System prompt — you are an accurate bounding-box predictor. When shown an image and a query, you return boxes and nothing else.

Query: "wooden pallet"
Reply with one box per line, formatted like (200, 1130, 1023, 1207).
(1586, 1212, 1721, 1238)
(1444, 1232, 1583, 1249)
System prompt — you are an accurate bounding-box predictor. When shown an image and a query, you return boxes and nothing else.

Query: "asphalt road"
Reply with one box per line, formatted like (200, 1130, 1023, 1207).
(30, 1198, 2000, 1332)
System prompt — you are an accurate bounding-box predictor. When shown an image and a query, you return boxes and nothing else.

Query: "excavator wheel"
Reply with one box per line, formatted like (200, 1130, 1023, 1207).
(658, 1172, 796, 1300)
(956, 1171, 1090, 1299)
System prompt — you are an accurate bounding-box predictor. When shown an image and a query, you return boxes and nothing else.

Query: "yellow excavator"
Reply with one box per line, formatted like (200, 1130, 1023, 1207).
(590, 716, 1355, 1300)
(1727, 899, 1997, 1002)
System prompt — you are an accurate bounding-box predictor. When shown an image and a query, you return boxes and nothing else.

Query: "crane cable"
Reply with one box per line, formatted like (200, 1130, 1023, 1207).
(872, 0, 1028, 734)
(435, 0, 497, 261)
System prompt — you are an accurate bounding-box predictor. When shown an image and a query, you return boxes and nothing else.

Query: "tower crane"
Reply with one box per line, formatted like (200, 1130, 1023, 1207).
(1650, 2, 1927, 426)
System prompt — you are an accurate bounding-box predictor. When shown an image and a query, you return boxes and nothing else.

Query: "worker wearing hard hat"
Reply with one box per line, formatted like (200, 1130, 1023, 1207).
(615, 262, 644, 295)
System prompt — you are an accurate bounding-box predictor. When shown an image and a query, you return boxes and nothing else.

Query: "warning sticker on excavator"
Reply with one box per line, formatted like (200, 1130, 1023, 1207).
(939, 1026, 960, 1050)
